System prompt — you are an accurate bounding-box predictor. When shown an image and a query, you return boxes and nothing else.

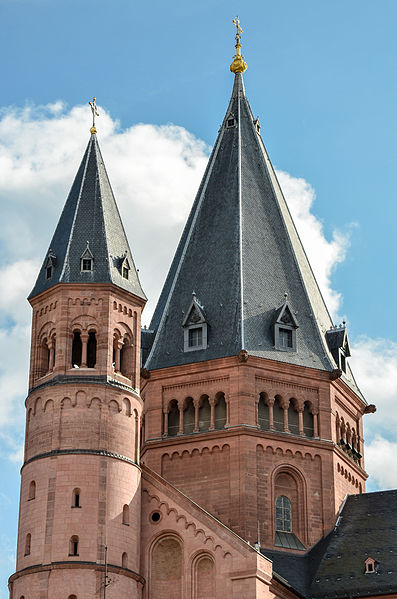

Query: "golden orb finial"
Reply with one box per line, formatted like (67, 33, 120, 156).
(230, 16, 247, 74)
(89, 97, 99, 134)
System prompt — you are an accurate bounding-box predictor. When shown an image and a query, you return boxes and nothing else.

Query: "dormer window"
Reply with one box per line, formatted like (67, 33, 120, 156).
(121, 255, 131, 280)
(254, 118, 261, 133)
(325, 323, 351, 374)
(364, 557, 377, 574)
(226, 114, 236, 129)
(80, 242, 94, 273)
(182, 293, 208, 352)
(273, 299, 299, 352)
(45, 250, 56, 280)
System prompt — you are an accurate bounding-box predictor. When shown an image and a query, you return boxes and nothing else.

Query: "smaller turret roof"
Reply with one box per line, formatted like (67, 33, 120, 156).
(29, 134, 146, 301)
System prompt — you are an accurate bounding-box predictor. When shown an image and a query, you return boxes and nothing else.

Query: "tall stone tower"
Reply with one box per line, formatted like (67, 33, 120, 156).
(141, 29, 369, 552)
(9, 125, 146, 598)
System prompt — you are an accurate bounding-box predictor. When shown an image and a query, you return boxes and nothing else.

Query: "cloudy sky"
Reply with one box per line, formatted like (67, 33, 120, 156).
(1, 0, 397, 594)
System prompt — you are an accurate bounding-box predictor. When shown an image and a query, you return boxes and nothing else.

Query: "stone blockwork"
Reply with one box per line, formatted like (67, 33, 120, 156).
(141, 354, 367, 550)
(140, 466, 298, 599)
(10, 281, 145, 599)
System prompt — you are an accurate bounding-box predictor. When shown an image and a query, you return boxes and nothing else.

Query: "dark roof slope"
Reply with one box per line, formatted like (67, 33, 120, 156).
(30, 134, 146, 301)
(263, 490, 397, 599)
(144, 73, 362, 398)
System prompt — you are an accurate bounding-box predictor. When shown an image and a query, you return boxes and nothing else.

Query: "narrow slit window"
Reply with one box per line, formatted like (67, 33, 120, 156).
(69, 536, 79, 556)
(72, 488, 81, 508)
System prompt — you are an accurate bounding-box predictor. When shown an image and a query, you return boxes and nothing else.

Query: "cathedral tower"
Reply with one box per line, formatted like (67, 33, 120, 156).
(9, 119, 146, 598)
(140, 27, 369, 551)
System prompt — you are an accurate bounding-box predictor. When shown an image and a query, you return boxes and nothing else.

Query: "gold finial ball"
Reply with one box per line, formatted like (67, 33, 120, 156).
(230, 55, 248, 74)
(90, 126, 97, 134)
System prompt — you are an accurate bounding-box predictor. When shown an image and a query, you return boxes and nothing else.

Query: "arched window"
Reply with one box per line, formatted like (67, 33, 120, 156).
(194, 555, 215, 599)
(28, 480, 36, 500)
(288, 400, 299, 435)
(72, 331, 82, 367)
(86, 331, 97, 368)
(199, 395, 211, 431)
(69, 535, 79, 556)
(122, 504, 129, 525)
(38, 338, 50, 377)
(275, 496, 292, 532)
(273, 396, 284, 432)
(151, 536, 183, 599)
(214, 392, 226, 429)
(258, 393, 269, 429)
(68, 595, 77, 599)
(72, 488, 81, 508)
(167, 400, 179, 437)
(122, 552, 128, 568)
(303, 402, 314, 437)
(120, 336, 133, 378)
(24, 533, 31, 556)
(183, 397, 195, 434)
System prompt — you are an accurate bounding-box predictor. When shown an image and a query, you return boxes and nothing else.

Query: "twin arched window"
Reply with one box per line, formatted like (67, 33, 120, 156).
(72, 331, 96, 368)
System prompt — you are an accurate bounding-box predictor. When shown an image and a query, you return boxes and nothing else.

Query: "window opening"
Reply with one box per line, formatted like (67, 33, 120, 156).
(28, 480, 36, 501)
(69, 536, 79, 556)
(122, 504, 130, 525)
(279, 328, 293, 348)
(81, 258, 92, 272)
(188, 327, 203, 348)
(24, 533, 31, 556)
(72, 331, 82, 367)
(167, 400, 179, 437)
(72, 488, 81, 508)
(46, 265, 53, 280)
(122, 266, 129, 279)
(275, 496, 292, 532)
(86, 332, 97, 368)
(122, 552, 128, 569)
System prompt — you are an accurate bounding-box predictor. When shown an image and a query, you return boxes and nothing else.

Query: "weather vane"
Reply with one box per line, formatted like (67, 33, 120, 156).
(89, 97, 99, 134)
(230, 16, 247, 74)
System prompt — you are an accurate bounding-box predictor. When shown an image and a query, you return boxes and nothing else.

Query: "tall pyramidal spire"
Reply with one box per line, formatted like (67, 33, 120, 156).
(30, 99, 146, 301)
(144, 26, 361, 397)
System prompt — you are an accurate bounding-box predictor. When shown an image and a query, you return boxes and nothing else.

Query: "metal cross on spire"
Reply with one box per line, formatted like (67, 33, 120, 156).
(232, 16, 243, 43)
(89, 97, 99, 134)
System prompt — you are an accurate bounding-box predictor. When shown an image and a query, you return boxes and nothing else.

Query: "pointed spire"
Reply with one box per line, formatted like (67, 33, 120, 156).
(144, 54, 363, 401)
(30, 133, 146, 301)
(230, 16, 247, 74)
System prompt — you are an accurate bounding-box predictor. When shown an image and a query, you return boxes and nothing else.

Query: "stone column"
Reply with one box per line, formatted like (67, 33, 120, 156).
(193, 399, 200, 433)
(114, 339, 123, 372)
(81, 332, 89, 367)
(163, 408, 168, 437)
(281, 399, 290, 433)
(178, 399, 184, 435)
(267, 397, 275, 430)
(209, 398, 215, 431)
(48, 339, 55, 371)
(312, 409, 319, 438)
(298, 407, 304, 435)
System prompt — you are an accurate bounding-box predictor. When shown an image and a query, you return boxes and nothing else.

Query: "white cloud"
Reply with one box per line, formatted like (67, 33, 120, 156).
(365, 436, 397, 490)
(276, 170, 349, 317)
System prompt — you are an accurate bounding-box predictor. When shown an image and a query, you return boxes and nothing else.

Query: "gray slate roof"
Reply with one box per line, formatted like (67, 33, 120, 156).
(30, 134, 146, 301)
(144, 73, 362, 397)
(264, 490, 397, 598)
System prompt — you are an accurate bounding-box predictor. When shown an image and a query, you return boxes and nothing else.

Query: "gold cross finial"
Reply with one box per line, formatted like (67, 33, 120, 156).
(230, 16, 247, 74)
(89, 97, 99, 134)
(233, 16, 243, 43)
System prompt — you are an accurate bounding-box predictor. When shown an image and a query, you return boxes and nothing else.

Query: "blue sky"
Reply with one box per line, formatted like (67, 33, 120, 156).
(0, 0, 397, 595)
